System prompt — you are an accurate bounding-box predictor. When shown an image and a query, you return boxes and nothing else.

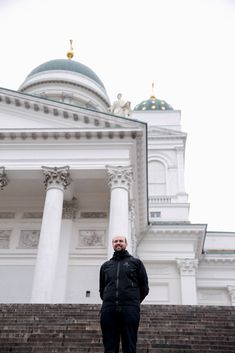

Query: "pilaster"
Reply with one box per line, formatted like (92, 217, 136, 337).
(177, 258, 198, 305)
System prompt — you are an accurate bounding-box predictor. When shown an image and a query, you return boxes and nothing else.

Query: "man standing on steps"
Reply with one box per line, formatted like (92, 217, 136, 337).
(99, 235, 149, 353)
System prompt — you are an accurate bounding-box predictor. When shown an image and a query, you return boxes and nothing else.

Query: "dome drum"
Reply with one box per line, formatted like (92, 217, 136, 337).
(19, 59, 110, 112)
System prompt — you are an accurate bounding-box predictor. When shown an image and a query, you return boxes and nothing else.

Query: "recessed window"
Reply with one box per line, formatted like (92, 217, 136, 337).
(148, 161, 166, 195)
(86, 291, 91, 297)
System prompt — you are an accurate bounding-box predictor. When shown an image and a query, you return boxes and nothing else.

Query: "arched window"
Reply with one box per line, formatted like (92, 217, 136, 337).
(148, 161, 166, 195)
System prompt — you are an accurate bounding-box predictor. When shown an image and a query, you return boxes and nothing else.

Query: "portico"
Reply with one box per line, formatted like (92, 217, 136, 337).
(0, 89, 148, 303)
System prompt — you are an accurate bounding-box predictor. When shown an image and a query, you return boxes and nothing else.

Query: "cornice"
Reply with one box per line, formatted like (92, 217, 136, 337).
(147, 225, 206, 236)
(143, 224, 206, 258)
(200, 254, 235, 264)
(0, 129, 142, 142)
(0, 89, 145, 130)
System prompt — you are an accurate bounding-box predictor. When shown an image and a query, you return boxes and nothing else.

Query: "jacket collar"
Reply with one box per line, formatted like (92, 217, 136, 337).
(112, 250, 130, 260)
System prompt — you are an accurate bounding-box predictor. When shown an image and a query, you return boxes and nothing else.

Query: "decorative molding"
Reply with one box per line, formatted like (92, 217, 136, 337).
(176, 258, 198, 275)
(148, 228, 205, 236)
(0, 130, 140, 141)
(42, 166, 71, 190)
(18, 230, 40, 249)
(204, 249, 235, 255)
(201, 256, 235, 264)
(63, 198, 79, 220)
(0, 230, 11, 248)
(106, 165, 133, 191)
(0, 167, 8, 190)
(78, 230, 105, 247)
(80, 211, 107, 219)
(22, 212, 43, 219)
(0, 212, 15, 219)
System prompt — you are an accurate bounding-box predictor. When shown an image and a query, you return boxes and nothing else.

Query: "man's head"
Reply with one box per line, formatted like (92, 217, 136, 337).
(112, 235, 128, 252)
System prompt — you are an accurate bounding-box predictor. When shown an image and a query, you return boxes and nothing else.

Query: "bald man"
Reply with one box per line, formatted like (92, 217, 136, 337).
(99, 235, 149, 353)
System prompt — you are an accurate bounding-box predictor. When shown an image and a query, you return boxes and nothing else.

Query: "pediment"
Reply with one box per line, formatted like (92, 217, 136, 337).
(0, 88, 144, 132)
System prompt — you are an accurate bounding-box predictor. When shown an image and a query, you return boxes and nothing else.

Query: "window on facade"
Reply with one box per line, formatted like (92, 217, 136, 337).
(148, 161, 166, 195)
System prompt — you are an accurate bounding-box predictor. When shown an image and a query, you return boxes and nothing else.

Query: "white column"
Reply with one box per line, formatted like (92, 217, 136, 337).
(52, 198, 78, 303)
(177, 258, 198, 305)
(31, 166, 71, 303)
(228, 286, 235, 306)
(106, 165, 133, 258)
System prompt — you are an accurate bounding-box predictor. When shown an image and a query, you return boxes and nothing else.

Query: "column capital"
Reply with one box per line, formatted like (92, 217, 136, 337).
(176, 258, 198, 275)
(106, 165, 133, 191)
(0, 167, 9, 190)
(42, 166, 71, 190)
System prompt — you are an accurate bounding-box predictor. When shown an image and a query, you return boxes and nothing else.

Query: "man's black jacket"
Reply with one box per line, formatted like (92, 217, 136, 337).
(99, 250, 149, 308)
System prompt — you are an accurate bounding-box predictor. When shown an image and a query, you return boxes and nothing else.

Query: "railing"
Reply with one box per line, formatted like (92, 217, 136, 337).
(148, 195, 172, 204)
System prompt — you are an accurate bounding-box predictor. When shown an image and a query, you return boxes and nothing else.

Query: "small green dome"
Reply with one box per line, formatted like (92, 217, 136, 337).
(134, 96, 173, 111)
(27, 59, 105, 88)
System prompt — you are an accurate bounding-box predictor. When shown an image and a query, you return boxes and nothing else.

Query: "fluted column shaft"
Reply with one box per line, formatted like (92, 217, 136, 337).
(31, 166, 71, 303)
(53, 199, 78, 303)
(106, 165, 133, 257)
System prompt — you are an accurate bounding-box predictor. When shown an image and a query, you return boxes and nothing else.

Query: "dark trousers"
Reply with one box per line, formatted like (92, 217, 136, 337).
(100, 305, 140, 353)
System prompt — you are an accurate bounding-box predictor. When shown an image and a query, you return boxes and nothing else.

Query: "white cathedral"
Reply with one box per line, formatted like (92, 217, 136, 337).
(0, 47, 235, 306)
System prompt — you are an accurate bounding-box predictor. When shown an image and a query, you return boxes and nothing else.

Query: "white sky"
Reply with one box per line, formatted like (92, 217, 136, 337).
(0, 0, 235, 232)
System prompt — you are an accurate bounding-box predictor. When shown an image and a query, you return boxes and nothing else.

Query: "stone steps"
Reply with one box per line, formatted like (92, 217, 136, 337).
(0, 304, 235, 352)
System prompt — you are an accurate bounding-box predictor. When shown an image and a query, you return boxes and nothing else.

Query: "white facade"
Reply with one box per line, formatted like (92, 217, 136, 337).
(0, 57, 235, 306)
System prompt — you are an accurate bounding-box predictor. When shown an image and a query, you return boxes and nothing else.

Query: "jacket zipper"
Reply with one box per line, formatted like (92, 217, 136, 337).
(116, 261, 120, 302)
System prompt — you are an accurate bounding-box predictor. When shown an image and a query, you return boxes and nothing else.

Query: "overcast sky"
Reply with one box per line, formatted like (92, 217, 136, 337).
(0, 0, 235, 232)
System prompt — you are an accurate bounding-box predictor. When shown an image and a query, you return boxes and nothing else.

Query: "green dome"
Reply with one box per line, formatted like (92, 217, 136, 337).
(134, 97, 173, 111)
(27, 59, 105, 88)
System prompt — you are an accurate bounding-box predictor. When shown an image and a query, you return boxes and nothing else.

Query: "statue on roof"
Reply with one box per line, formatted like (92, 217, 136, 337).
(110, 93, 131, 117)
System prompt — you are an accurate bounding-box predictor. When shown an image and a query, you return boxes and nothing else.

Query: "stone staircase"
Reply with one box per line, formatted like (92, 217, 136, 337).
(0, 304, 235, 353)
